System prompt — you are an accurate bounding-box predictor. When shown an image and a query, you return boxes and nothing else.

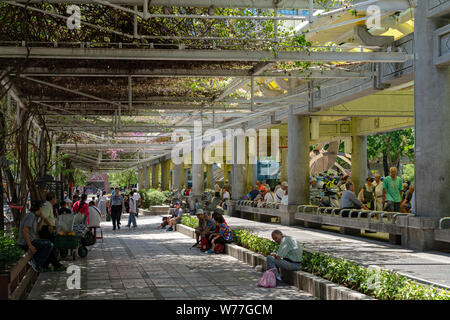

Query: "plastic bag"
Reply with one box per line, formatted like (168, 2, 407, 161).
(257, 268, 277, 288)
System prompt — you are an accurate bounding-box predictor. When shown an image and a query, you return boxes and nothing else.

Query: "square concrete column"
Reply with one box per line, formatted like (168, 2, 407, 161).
(191, 141, 204, 198)
(246, 136, 257, 192)
(173, 161, 185, 192)
(205, 164, 211, 189)
(231, 135, 247, 200)
(138, 168, 144, 190)
(280, 135, 288, 182)
(161, 159, 170, 191)
(415, 2, 450, 220)
(142, 167, 147, 189)
(351, 129, 367, 194)
(152, 164, 160, 189)
(287, 113, 310, 206)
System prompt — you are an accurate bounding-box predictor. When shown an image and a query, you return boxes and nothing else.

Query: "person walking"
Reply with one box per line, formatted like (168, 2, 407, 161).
(97, 191, 108, 217)
(383, 167, 403, 212)
(127, 190, 138, 228)
(110, 187, 125, 230)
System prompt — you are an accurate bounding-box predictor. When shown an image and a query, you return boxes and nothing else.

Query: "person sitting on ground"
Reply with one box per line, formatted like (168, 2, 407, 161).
(267, 230, 302, 284)
(340, 182, 369, 210)
(194, 209, 206, 245)
(18, 200, 66, 273)
(167, 202, 183, 231)
(205, 214, 233, 254)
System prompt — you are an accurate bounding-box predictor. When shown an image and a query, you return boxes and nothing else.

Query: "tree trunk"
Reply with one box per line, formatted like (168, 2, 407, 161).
(382, 152, 389, 177)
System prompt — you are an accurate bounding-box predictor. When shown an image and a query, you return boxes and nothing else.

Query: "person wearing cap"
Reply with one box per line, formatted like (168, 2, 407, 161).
(194, 209, 206, 244)
(275, 181, 287, 203)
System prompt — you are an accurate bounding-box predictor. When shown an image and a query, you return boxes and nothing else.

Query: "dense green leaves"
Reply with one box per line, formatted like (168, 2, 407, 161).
(109, 169, 138, 189)
(0, 229, 24, 272)
(138, 188, 169, 208)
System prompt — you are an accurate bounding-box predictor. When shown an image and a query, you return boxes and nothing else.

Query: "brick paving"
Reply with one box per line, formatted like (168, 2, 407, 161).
(27, 216, 316, 300)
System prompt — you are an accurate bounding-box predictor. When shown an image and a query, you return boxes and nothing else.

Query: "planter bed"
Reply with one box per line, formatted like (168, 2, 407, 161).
(0, 251, 38, 300)
(175, 223, 373, 300)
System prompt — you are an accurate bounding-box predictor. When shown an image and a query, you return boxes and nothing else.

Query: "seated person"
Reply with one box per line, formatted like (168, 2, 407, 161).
(205, 214, 233, 254)
(267, 230, 302, 285)
(340, 182, 369, 210)
(59, 199, 72, 215)
(88, 201, 102, 228)
(18, 200, 66, 273)
(248, 186, 260, 201)
(194, 209, 206, 244)
(167, 202, 183, 231)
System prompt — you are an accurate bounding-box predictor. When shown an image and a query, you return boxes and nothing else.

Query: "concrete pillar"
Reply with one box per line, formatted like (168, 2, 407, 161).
(143, 166, 149, 189)
(138, 168, 144, 190)
(173, 161, 185, 192)
(152, 164, 160, 189)
(231, 135, 247, 200)
(280, 135, 288, 182)
(246, 136, 258, 192)
(351, 132, 367, 197)
(161, 159, 170, 191)
(414, 2, 450, 220)
(287, 113, 310, 205)
(191, 153, 204, 199)
(223, 163, 230, 184)
(205, 164, 211, 189)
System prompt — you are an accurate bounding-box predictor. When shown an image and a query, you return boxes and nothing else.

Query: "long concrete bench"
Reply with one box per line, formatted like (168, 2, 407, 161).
(235, 200, 281, 222)
(175, 223, 373, 300)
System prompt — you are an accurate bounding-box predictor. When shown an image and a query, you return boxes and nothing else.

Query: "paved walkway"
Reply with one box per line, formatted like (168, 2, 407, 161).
(27, 216, 315, 300)
(224, 216, 450, 289)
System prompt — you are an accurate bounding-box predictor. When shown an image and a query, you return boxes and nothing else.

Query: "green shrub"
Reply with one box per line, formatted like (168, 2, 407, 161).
(229, 229, 450, 300)
(181, 214, 198, 229)
(138, 189, 169, 208)
(0, 229, 24, 272)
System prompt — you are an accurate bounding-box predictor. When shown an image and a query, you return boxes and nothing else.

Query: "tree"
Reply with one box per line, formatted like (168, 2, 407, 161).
(73, 168, 89, 187)
(367, 129, 415, 176)
(109, 169, 138, 190)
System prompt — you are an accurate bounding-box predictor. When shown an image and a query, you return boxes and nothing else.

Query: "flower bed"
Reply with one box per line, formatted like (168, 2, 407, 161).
(138, 189, 170, 209)
(185, 222, 450, 300)
(181, 214, 198, 229)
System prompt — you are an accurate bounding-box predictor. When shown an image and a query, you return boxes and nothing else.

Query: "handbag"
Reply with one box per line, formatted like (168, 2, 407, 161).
(200, 236, 210, 251)
(214, 243, 224, 254)
(82, 230, 95, 246)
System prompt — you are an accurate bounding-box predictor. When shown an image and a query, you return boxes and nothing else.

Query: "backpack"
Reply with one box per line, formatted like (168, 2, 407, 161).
(214, 243, 224, 254)
(257, 268, 277, 288)
(200, 237, 209, 251)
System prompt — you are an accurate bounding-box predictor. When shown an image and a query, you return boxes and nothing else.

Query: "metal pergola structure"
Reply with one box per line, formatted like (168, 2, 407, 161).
(0, 0, 416, 171)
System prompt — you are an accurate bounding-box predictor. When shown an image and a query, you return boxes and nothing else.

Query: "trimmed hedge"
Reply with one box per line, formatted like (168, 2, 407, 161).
(0, 229, 24, 272)
(181, 214, 198, 229)
(194, 226, 450, 300)
(138, 189, 169, 208)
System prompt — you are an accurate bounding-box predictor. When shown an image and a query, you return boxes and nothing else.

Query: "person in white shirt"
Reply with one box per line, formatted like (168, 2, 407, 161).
(275, 181, 287, 203)
(127, 190, 138, 228)
(374, 174, 384, 211)
(281, 186, 289, 205)
(214, 182, 221, 193)
(222, 188, 230, 210)
(132, 189, 141, 216)
(264, 188, 275, 202)
(88, 201, 102, 228)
